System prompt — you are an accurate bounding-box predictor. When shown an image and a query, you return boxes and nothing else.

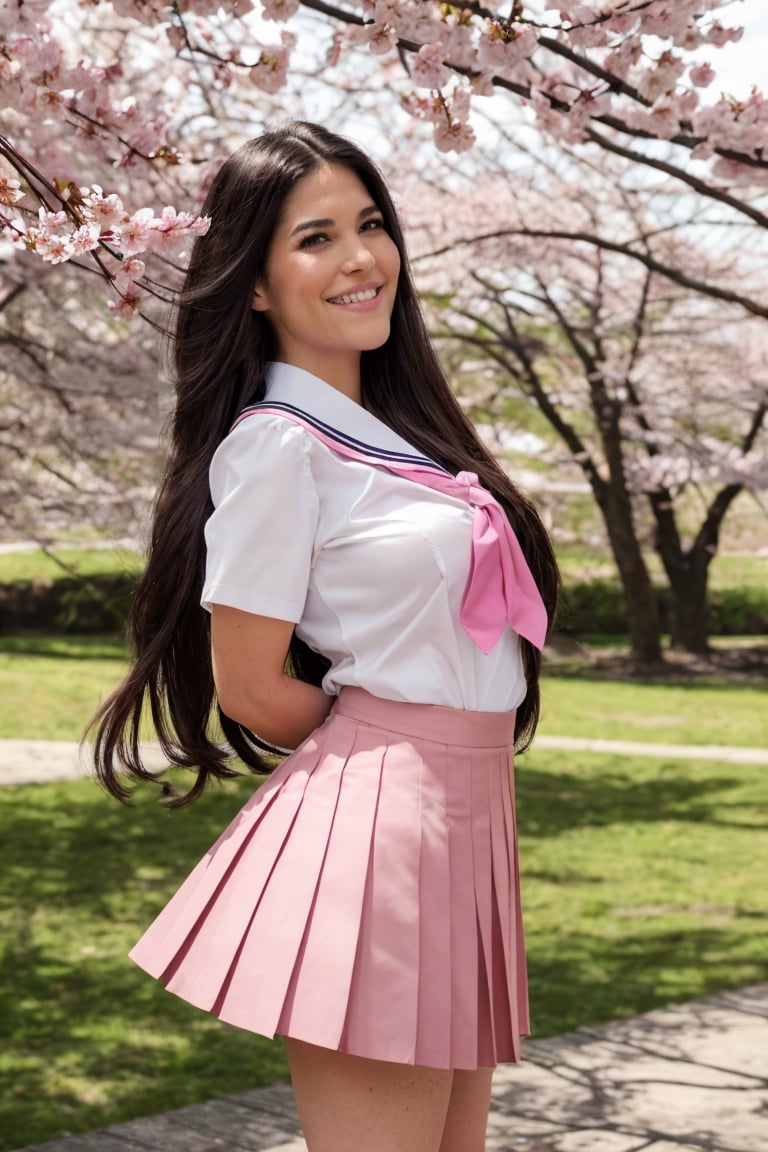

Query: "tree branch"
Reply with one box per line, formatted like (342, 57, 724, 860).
(413, 227, 768, 319)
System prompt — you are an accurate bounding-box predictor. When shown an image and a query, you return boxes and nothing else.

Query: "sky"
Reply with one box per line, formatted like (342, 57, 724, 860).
(694, 0, 768, 98)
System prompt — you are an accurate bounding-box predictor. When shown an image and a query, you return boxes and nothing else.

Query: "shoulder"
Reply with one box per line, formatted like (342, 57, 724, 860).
(209, 409, 317, 505)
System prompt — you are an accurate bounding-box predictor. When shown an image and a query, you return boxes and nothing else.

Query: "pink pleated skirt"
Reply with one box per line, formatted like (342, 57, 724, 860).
(129, 687, 528, 1070)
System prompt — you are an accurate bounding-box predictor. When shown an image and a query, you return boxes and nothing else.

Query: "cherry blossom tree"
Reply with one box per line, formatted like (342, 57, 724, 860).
(0, 254, 163, 542)
(2, 1, 767, 315)
(1, 0, 766, 661)
(409, 152, 767, 661)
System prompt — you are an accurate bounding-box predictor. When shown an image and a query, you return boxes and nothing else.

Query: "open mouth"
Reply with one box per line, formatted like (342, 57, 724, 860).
(327, 286, 381, 305)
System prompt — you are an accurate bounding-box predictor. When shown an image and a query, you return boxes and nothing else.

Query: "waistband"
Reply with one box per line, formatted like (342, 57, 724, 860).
(332, 687, 517, 749)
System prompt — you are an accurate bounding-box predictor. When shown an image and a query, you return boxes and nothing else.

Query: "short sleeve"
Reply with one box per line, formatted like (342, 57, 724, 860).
(201, 415, 319, 622)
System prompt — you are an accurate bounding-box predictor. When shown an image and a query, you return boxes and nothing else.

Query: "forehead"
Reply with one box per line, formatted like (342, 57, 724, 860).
(278, 163, 376, 227)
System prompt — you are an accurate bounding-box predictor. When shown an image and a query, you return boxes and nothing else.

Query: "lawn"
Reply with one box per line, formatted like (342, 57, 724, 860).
(1, 751, 766, 1149)
(0, 635, 128, 741)
(539, 677, 768, 747)
(0, 547, 142, 584)
(2, 633, 766, 747)
(1, 629, 767, 1147)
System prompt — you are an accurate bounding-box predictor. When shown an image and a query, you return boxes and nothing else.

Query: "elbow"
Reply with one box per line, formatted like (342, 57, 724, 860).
(214, 673, 286, 744)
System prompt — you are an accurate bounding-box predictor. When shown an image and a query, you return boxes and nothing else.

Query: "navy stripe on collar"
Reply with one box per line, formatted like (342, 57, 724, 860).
(236, 400, 449, 472)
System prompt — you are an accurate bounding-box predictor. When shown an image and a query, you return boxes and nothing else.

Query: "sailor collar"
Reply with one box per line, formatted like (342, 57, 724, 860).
(233, 361, 437, 469)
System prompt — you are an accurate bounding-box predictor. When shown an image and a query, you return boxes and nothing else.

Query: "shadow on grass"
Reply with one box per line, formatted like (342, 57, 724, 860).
(0, 775, 286, 1150)
(1, 758, 766, 1148)
(525, 922, 767, 1040)
(517, 761, 768, 835)
(0, 634, 127, 661)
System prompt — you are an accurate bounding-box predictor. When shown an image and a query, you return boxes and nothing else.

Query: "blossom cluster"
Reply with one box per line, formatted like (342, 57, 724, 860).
(1, 0, 766, 297)
(339, 1, 765, 178)
(0, 183, 210, 316)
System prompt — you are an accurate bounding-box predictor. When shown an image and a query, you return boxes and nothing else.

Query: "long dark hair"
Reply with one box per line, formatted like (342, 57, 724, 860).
(89, 121, 559, 806)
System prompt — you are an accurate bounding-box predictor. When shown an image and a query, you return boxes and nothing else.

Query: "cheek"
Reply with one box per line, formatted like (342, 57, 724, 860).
(385, 237, 402, 280)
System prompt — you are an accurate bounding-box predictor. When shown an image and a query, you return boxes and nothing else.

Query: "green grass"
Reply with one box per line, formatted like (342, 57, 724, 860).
(539, 677, 768, 746)
(0, 547, 141, 584)
(2, 634, 766, 748)
(3, 545, 762, 593)
(1, 752, 766, 1148)
(555, 548, 768, 593)
(519, 748, 768, 1035)
(0, 775, 287, 1150)
(0, 636, 128, 740)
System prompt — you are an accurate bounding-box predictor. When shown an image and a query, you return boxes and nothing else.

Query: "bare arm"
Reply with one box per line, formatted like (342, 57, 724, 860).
(211, 604, 333, 750)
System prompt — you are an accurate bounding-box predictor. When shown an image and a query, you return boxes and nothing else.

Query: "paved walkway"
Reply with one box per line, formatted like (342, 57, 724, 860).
(13, 984, 768, 1152)
(1, 734, 767, 787)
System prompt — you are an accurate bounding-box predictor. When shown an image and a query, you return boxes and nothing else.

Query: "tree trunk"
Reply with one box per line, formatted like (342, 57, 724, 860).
(665, 555, 710, 653)
(599, 491, 663, 665)
(650, 493, 711, 653)
(651, 482, 746, 656)
(589, 385, 663, 665)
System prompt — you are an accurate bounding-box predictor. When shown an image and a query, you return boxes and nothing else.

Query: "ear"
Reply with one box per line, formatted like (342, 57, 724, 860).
(252, 283, 270, 313)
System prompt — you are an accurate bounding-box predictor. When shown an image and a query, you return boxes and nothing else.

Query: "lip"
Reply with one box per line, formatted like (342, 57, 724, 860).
(326, 282, 386, 310)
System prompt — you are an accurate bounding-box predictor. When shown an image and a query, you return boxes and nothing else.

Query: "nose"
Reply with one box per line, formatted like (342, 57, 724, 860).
(340, 233, 376, 275)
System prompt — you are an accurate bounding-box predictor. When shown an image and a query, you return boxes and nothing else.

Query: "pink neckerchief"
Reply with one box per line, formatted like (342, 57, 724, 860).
(233, 401, 548, 654)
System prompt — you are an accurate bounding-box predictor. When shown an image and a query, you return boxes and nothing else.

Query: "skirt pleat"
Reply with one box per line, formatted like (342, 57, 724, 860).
(277, 722, 385, 1047)
(129, 687, 528, 1070)
(414, 744, 453, 1068)
(471, 753, 497, 1066)
(445, 746, 480, 1067)
(340, 731, 424, 1063)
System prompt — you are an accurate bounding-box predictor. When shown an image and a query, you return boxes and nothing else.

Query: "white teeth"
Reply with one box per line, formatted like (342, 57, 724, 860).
(330, 288, 378, 304)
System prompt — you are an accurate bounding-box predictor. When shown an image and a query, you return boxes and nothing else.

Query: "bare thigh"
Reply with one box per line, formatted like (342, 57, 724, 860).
(439, 1067, 494, 1152)
(285, 1037, 454, 1152)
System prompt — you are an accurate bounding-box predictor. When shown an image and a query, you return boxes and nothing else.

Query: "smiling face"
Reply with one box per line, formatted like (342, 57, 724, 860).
(252, 163, 401, 399)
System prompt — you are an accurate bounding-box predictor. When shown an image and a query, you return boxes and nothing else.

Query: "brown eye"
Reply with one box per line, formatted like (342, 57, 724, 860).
(298, 232, 328, 249)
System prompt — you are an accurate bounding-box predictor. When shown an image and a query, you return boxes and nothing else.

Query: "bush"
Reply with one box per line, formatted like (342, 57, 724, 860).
(1, 569, 766, 637)
(0, 574, 134, 635)
(558, 579, 768, 637)
(557, 578, 628, 635)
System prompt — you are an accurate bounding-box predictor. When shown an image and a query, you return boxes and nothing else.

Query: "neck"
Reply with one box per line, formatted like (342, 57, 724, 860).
(276, 353, 362, 405)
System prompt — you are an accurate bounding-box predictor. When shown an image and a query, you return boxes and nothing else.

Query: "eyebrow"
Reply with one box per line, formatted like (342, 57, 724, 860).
(288, 204, 380, 239)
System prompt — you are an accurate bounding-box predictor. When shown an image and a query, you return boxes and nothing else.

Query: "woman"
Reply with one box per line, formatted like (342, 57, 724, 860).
(91, 121, 559, 1152)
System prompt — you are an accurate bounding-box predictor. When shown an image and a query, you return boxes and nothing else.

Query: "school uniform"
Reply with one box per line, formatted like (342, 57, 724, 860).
(129, 361, 548, 1070)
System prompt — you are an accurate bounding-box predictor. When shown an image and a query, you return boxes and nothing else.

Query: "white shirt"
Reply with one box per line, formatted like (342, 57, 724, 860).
(201, 362, 527, 712)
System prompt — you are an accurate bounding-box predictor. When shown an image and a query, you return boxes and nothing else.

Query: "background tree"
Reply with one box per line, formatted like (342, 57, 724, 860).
(0, 255, 162, 542)
(408, 150, 767, 662)
(0, 0, 766, 662)
(2, 1, 766, 311)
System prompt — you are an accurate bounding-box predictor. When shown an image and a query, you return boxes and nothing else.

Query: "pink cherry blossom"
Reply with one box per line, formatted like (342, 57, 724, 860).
(433, 117, 475, 154)
(0, 176, 24, 206)
(0, 214, 29, 249)
(411, 42, 448, 89)
(145, 205, 211, 255)
(0, 0, 765, 272)
(367, 22, 398, 56)
(249, 31, 295, 94)
(107, 287, 143, 319)
(707, 22, 744, 48)
(637, 51, 686, 103)
(478, 24, 537, 71)
(115, 209, 155, 257)
(261, 0, 300, 20)
(81, 186, 129, 229)
(70, 221, 101, 255)
(689, 62, 715, 88)
(113, 255, 147, 293)
(34, 232, 75, 264)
